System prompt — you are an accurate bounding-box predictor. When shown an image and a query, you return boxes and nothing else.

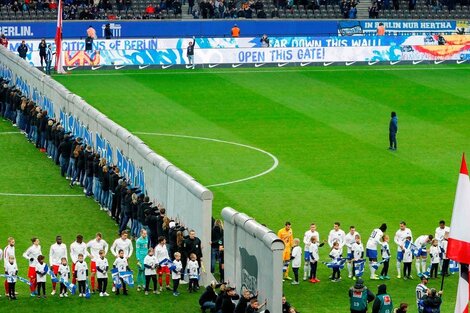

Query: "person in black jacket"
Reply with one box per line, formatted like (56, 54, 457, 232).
(84, 147, 94, 197)
(389, 111, 398, 151)
(199, 282, 217, 312)
(235, 288, 256, 313)
(118, 188, 132, 234)
(145, 208, 160, 248)
(210, 219, 223, 274)
(220, 287, 240, 313)
(17, 40, 28, 59)
(100, 165, 110, 210)
(58, 134, 72, 177)
(421, 288, 442, 313)
(38, 38, 47, 68)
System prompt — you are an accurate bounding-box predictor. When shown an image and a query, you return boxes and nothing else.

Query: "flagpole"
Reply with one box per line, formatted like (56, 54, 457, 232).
(440, 267, 445, 291)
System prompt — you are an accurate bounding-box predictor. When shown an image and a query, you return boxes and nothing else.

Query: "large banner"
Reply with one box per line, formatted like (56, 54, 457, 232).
(222, 207, 284, 313)
(7, 34, 470, 68)
(0, 47, 214, 280)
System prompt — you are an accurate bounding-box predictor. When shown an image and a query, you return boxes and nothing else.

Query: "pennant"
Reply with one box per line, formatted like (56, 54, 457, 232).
(119, 271, 134, 287)
(354, 260, 365, 277)
(59, 277, 76, 294)
(111, 268, 122, 289)
(85, 283, 91, 299)
(48, 268, 59, 283)
(0, 274, 32, 286)
(158, 258, 173, 267)
(323, 258, 347, 270)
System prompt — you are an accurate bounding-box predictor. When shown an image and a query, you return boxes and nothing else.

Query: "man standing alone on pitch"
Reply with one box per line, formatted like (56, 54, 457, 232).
(389, 112, 398, 151)
(187, 39, 195, 69)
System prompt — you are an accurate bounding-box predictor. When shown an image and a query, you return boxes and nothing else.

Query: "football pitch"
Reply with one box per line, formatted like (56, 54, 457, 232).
(2, 64, 470, 312)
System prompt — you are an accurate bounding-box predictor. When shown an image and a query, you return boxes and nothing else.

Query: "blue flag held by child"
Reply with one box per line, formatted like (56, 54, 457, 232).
(111, 268, 122, 289)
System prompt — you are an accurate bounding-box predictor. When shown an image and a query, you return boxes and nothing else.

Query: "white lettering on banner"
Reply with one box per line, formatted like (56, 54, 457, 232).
(0, 26, 33, 37)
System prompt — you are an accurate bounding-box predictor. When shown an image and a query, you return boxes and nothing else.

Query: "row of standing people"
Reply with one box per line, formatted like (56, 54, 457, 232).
(279, 220, 452, 284)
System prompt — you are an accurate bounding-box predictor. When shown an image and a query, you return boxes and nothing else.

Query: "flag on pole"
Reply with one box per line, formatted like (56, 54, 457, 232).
(447, 154, 470, 313)
(54, 0, 66, 74)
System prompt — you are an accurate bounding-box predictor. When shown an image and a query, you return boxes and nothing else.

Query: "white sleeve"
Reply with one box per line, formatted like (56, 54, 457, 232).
(104, 241, 109, 255)
(394, 230, 401, 246)
(23, 247, 31, 260)
(303, 232, 310, 246)
(111, 241, 118, 257)
(327, 230, 334, 247)
(128, 242, 133, 258)
(49, 246, 54, 265)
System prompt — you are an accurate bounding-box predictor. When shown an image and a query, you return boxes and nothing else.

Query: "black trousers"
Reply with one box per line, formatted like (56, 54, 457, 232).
(8, 282, 15, 298)
(173, 278, 180, 293)
(37, 282, 46, 295)
(98, 278, 108, 293)
(442, 259, 450, 275)
(145, 275, 157, 291)
(310, 262, 318, 279)
(404, 262, 412, 277)
(78, 280, 86, 294)
(431, 263, 439, 278)
(60, 282, 67, 294)
(381, 260, 389, 276)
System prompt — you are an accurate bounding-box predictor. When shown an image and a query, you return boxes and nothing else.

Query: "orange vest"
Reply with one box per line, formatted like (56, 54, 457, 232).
(377, 25, 385, 36)
(231, 27, 240, 37)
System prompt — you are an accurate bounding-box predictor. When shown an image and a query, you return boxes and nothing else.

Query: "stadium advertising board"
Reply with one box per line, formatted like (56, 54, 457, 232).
(6, 34, 470, 68)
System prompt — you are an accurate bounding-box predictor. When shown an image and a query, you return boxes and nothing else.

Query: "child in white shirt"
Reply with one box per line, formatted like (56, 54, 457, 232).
(308, 236, 325, 283)
(5, 255, 18, 300)
(172, 252, 183, 296)
(75, 254, 89, 297)
(380, 235, 391, 279)
(429, 239, 440, 278)
(402, 236, 413, 280)
(35, 255, 47, 298)
(143, 248, 158, 295)
(95, 250, 109, 296)
(187, 253, 199, 293)
(351, 234, 364, 280)
(113, 249, 130, 295)
(58, 257, 70, 297)
(329, 242, 342, 282)
(290, 238, 302, 285)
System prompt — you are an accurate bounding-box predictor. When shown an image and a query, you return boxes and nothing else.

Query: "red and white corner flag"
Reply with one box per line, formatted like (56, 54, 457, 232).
(447, 154, 470, 313)
(54, 0, 66, 74)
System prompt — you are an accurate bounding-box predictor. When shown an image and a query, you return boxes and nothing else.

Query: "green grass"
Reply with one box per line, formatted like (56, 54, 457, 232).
(1, 64, 468, 312)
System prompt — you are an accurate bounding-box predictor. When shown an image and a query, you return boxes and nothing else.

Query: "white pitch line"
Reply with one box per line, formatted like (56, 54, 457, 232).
(0, 131, 21, 135)
(0, 192, 83, 197)
(134, 132, 279, 188)
(58, 65, 470, 77)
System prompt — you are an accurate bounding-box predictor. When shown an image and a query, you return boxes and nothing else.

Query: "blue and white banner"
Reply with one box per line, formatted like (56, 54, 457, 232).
(338, 20, 457, 36)
(59, 277, 77, 294)
(6, 34, 470, 68)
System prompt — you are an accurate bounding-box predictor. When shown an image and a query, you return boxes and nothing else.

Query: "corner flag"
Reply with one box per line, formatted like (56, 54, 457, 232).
(447, 154, 470, 313)
(54, 0, 66, 74)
